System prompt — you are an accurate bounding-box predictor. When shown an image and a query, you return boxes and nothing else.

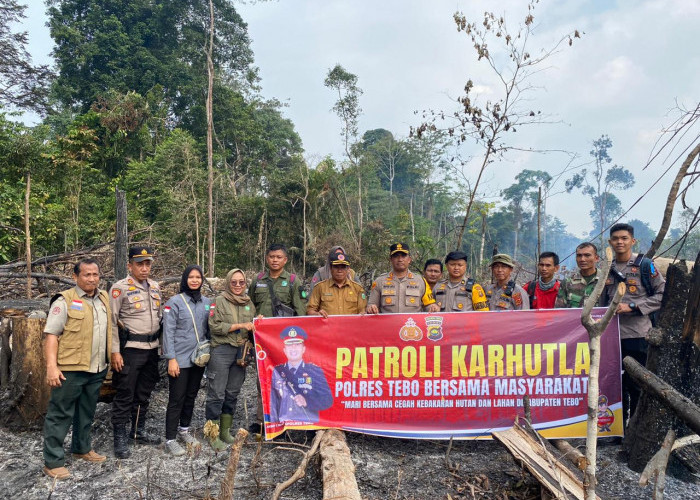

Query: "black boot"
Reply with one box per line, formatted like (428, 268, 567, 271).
(130, 416, 162, 445)
(113, 423, 131, 459)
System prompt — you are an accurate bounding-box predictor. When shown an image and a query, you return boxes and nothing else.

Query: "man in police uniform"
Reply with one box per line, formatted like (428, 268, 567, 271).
(249, 243, 306, 434)
(604, 223, 665, 422)
(484, 254, 530, 311)
(556, 242, 605, 308)
(42, 258, 111, 479)
(269, 326, 333, 423)
(366, 243, 439, 314)
(307, 249, 367, 317)
(434, 251, 488, 312)
(110, 246, 163, 458)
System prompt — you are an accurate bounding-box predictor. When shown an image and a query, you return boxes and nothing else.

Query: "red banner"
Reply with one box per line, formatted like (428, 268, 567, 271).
(254, 308, 622, 440)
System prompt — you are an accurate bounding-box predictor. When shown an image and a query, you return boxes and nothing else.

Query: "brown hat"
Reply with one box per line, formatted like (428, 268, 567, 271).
(390, 243, 410, 256)
(490, 253, 514, 268)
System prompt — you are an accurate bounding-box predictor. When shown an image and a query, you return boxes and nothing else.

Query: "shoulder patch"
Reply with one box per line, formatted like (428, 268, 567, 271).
(51, 306, 62, 315)
(112, 289, 121, 298)
(371, 282, 377, 289)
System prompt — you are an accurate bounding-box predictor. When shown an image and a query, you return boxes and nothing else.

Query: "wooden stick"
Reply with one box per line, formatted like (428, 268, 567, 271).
(639, 429, 676, 500)
(551, 439, 586, 471)
(218, 428, 249, 500)
(271, 430, 325, 500)
(581, 247, 625, 500)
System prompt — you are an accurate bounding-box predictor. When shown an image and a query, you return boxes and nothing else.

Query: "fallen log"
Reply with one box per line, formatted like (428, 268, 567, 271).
(493, 422, 597, 500)
(218, 428, 249, 500)
(551, 439, 586, 471)
(623, 356, 700, 436)
(0, 272, 75, 286)
(271, 430, 325, 500)
(319, 429, 362, 500)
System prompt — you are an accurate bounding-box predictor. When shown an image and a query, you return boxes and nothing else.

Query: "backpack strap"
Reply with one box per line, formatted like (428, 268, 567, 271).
(257, 271, 265, 280)
(289, 273, 296, 284)
(635, 253, 654, 297)
(525, 280, 536, 306)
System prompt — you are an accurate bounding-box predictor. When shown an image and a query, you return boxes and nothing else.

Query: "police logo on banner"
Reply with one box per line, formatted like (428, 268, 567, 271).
(425, 316, 444, 341)
(399, 317, 423, 341)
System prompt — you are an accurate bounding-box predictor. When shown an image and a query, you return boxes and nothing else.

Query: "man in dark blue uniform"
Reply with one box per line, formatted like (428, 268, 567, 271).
(269, 326, 332, 424)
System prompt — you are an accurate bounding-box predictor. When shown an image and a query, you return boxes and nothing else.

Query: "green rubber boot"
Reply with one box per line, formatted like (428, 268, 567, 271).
(219, 414, 235, 444)
(205, 420, 227, 452)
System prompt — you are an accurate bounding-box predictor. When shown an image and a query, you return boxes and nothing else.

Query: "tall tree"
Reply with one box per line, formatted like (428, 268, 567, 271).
(566, 134, 635, 246)
(0, 0, 51, 112)
(413, 1, 580, 249)
(325, 64, 364, 252)
(501, 169, 551, 261)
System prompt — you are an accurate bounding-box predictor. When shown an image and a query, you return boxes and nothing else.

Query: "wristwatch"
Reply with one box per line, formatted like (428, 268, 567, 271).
(628, 302, 637, 311)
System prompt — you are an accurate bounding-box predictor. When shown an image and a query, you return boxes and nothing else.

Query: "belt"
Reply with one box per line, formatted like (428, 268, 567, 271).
(127, 332, 160, 343)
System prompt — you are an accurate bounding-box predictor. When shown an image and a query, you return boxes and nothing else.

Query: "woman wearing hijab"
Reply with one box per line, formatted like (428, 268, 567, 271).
(205, 268, 256, 450)
(162, 265, 211, 457)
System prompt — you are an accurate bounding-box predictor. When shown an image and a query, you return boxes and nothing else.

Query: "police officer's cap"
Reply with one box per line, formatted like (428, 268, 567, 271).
(490, 253, 514, 268)
(129, 246, 155, 262)
(390, 243, 410, 256)
(280, 326, 307, 345)
(330, 249, 350, 266)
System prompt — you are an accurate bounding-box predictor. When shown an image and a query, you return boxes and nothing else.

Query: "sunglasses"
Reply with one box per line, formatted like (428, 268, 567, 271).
(230, 280, 246, 286)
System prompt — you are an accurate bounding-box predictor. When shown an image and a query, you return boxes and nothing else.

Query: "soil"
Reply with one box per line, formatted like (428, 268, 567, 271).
(1, 367, 699, 500)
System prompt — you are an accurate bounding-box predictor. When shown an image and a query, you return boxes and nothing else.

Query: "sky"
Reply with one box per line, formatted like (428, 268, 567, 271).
(21, 0, 700, 240)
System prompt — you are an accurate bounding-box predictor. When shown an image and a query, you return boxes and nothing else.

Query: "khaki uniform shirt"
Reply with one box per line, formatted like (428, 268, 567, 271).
(434, 278, 474, 312)
(368, 271, 436, 314)
(307, 278, 367, 316)
(604, 257, 665, 340)
(556, 268, 604, 308)
(485, 283, 530, 311)
(249, 269, 306, 318)
(109, 274, 163, 352)
(45, 286, 109, 373)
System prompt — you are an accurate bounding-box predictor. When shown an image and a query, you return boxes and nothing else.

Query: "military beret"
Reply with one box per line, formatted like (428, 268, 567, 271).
(390, 242, 410, 255)
(490, 253, 514, 268)
(129, 246, 155, 262)
(280, 326, 307, 344)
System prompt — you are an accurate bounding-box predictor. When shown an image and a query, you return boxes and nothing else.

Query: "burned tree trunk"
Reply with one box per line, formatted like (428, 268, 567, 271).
(625, 252, 700, 471)
(2, 317, 50, 427)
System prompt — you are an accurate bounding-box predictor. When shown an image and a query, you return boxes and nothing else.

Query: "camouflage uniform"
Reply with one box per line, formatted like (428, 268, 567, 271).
(484, 283, 530, 311)
(556, 268, 605, 308)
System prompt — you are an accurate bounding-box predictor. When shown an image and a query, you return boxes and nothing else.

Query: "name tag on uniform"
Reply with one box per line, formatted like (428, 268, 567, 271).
(256, 283, 268, 288)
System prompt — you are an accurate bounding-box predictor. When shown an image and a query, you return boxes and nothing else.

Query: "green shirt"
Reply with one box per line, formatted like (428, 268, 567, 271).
(248, 270, 307, 317)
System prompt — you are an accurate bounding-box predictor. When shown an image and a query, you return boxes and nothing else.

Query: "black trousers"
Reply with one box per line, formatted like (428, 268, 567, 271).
(621, 337, 648, 426)
(111, 347, 160, 425)
(165, 365, 205, 440)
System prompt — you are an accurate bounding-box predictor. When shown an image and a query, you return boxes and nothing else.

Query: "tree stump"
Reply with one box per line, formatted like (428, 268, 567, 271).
(3, 317, 50, 427)
(319, 429, 362, 500)
(625, 253, 700, 472)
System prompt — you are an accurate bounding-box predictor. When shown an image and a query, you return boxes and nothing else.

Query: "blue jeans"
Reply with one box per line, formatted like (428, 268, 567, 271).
(205, 344, 246, 420)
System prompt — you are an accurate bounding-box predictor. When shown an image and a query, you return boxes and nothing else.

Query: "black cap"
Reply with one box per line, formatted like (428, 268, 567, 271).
(329, 249, 350, 266)
(390, 243, 410, 256)
(129, 246, 155, 262)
